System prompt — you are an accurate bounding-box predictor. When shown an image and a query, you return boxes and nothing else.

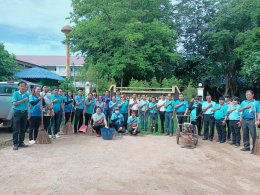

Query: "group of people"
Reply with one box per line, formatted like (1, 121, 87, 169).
(11, 81, 260, 155)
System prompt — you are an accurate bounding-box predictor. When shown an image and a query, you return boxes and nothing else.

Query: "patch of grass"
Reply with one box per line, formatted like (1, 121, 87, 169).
(0, 139, 12, 149)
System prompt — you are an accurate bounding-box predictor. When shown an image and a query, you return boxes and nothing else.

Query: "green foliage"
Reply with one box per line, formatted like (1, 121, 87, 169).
(0, 43, 20, 81)
(149, 77, 160, 88)
(58, 78, 76, 93)
(161, 76, 181, 88)
(183, 83, 197, 100)
(70, 0, 180, 88)
(128, 78, 149, 90)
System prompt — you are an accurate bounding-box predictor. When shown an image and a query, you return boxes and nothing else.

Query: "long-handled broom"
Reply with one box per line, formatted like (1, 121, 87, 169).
(87, 101, 96, 136)
(36, 98, 51, 144)
(65, 95, 74, 135)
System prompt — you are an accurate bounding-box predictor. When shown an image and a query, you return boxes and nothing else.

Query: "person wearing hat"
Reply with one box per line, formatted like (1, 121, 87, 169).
(110, 107, 125, 133)
(225, 97, 242, 147)
(239, 90, 260, 154)
(202, 94, 216, 141)
(188, 96, 203, 136)
(212, 97, 228, 143)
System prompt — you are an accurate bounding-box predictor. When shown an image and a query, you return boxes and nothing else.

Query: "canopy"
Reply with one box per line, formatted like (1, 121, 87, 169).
(15, 67, 65, 81)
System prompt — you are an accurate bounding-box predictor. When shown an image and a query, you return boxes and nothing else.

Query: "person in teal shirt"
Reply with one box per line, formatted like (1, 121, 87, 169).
(212, 97, 228, 143)
(239, 90, 260, 154)
(12, 81, 30, 150)
(175, 93, 189, 132)
(64, 91, 75, 125)
(138, 95, 149, 131)
(202, 94, 217, 141)
(226, 97, 242, 146)
(50, 88, 64, 137)
(110, 107, 125, 133)
(117, 95, 129, 130)
(148, 97, 158, 132)
(188, 96, 203, 136)
(74, 88, 85, 133)
(28, 86, 42, 144)
(127, 111, 140, 135)
(84, 93, 96, 127)
(109, 96, 118, 116)
(164, 93, 175, 136)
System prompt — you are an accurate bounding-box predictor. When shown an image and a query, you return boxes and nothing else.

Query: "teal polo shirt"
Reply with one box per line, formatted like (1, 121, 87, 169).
(214, 104, 228, 120)
(64, 97, 73, 113)
(12, 90, 29, 111)
(50, 94, 63, 112)
(109, 101, 118, 114)
(165, 99, 174, 112)
(228, 104, 241, 120)
(175, 99, 188, 113)
(75, 95, 84, 109)
(148, 102, 158, 114)
(127, 116, 140, 125)
(240, 100, 260, 119)
(139, 100, 149, 112)
(202, 101, 216, 114)
(29, 95, 41, 116)
(118, 100, 129, 114)
(190, 103, 198, 121)
(110, 113, 124, 125)
(85, 98, 95, 114)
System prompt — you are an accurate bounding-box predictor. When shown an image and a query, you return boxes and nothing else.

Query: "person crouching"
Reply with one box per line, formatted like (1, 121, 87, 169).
(127, 111, 140, 135)
(110, 107, 125, 133)
(93, 107, 108, 137)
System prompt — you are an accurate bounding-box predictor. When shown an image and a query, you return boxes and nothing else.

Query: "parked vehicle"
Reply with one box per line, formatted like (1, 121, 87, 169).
(0, 81, 40, 130)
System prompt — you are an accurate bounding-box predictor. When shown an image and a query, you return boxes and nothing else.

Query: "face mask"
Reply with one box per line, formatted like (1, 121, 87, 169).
(115, 111, 119, 114)
(47, 92, 51, 97)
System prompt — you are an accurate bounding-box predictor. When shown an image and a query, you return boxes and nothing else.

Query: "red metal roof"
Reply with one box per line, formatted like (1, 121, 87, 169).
(15, 55, 85, 66)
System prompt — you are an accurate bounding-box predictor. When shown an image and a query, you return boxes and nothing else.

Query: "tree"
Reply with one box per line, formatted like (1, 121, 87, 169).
(0, 43, 20, 81)
(69, 0, 180, 89)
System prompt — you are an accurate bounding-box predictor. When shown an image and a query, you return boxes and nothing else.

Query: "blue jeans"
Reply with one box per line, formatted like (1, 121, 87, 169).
(165, 112, 173, 134)
(150, 113, 158, 131)
(140, 111, 149, 131)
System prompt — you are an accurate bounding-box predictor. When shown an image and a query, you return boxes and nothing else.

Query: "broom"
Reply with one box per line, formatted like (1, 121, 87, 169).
(253, 102, 260, 155)
(86, 100, 96, 136)
(36, 98, 51, 144)
(64, 95, 74, 135)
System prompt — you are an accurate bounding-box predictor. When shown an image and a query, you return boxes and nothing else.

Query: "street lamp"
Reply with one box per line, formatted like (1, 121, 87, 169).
(197, 83, 204, 100)
(61, 25, 72, 78)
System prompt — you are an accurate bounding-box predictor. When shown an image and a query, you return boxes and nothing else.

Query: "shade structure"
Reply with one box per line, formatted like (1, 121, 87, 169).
(15, 67, 65, 81)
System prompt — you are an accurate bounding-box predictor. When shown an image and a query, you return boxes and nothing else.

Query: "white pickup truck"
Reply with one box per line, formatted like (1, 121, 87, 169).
(0, 81, 39, 130)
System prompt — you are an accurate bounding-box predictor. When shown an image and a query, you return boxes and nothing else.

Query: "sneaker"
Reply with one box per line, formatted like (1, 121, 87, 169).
(29, 140, 35, 145)
(55, 134, 60, 138)
(235, 143, 240, 147)
(48, 135, 52, 139)
(13, 145, 18, 151)
(169, 133, 173, 137)
(18, 143, 29, 148)
(241, 147, 250, 151)
(202, 138, 208, 140)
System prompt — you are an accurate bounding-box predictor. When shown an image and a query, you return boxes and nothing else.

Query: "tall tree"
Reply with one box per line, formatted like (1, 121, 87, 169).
(0, 43, 19, 81)
(69, 0, 180, 90)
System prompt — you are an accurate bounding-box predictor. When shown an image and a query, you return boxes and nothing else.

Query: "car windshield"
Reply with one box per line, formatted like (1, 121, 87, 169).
(0, 84, 18, 95)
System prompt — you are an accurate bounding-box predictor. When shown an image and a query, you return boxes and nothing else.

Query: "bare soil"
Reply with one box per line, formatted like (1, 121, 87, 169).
(0, 134, 260, 195)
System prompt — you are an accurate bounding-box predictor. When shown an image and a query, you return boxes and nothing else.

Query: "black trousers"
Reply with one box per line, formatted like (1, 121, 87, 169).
(177, 112, 186, 131)
(242, 119, 256, 150)
(226, 120, 231, 140)
(12, 110, 27, 146)
(196, 116, 202, 135)
(93, 124, 104, 135)
(122, 113, 128, 130)
(53, 111, 61, 135)
(129, 127, 140, 135)
(43, 116, 53, 135)
(84, 113, 92, 126)
(159, 111, 165, 133)
(65, 112, 74, 124)
(229, 120, 241, 145)
(74, 109, 83, 133)
(203, 114, 215, 140)
(29, 116, 41, 141)
(105, 110, 110, 123)
(215, 119, 225, 143)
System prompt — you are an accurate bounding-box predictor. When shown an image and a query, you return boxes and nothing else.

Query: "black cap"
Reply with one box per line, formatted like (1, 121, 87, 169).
(219, 97, 225, 101)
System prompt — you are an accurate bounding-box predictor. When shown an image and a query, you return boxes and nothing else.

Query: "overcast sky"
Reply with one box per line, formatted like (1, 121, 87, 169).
(0, 0, 178, 56)
(0, 0, 72, 56)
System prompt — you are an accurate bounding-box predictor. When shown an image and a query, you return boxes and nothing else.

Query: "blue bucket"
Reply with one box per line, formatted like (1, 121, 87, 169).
(101, 128, 115, 140)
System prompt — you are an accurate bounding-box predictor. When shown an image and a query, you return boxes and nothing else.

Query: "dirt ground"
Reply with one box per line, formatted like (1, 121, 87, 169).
(0, 134, 260, 195)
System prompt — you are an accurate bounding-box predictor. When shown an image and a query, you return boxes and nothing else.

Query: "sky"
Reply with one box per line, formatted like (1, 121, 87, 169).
(0, 0, 72, 56)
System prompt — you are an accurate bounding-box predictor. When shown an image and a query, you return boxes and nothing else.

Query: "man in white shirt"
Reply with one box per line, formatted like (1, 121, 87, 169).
(129, 94, 139, 115)
(157, 94, 166, 133)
